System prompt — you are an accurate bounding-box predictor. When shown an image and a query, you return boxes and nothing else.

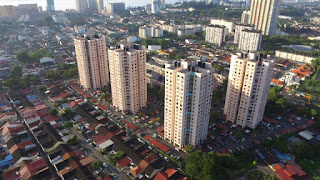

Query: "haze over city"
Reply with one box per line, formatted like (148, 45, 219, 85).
(0, 0, 180, 10)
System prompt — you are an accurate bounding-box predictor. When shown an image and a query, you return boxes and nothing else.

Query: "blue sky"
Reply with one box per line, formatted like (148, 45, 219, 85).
(0, 0, 182, 10)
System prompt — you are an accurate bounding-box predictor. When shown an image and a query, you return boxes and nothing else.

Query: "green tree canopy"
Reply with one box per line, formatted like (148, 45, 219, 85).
(50, 109, 58, 116)
(10, 65, 22, 78)
(185, 151, 238, 180)
(92, 160, 104, 170)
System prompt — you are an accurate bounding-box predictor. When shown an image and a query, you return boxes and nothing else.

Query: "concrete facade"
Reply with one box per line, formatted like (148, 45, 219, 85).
(164, 61, 215, 148)
(74, 34, 109, 90)
(224, 53, 275, 129)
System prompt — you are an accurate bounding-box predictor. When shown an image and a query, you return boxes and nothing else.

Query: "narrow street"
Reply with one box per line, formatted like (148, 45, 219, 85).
(70, 128, 130, 180)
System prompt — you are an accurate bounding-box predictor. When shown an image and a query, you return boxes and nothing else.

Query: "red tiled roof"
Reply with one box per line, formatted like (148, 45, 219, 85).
(135, 129, 141, 133)
(221, 149, 229, 154)
(276, 169, 294, 180)
(131, 166, 143, 176)
(156, 127, 164, 133)
(43, 115, 57, 122)
(35, 103, 47, 111)
(117, 157, 132, 168)
(98, 104, 108, 111)
(92, 134, 104, 142)
(150, 139, 170, 152)
(273, 163, 285, 171)
(284, 167, 297, 177)
(125, 123, 135, 130)
(154, 169, 178, 180)
(286, 163, 306, 177)
(140, 149, 149, 156)
(144, 135, 151, 141)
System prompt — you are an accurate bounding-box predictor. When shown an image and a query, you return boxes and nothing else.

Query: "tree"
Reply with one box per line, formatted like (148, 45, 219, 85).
(275, 97, 287, 110)
(50, 109, 58, 116)
(185, 151, 238, 180)
(114, 151, 125, 159)
(92, 160, 104, 170)
(3, 78, 18, 89)
(210, 111, 219, 123)
(63, 121, 73, 129)
(310, 109, 318, 117)
(183, 144, 193, 153)
(67, 135, 78, 146)
(62, 109, 75, 119)
(16, 51, 30, 63)
(267, 87, 280, 103)
(38, 86, 47, 94)
(292, 141, 313, 159)
(45, 71, 58, 82)
(10, 65, 22, 78)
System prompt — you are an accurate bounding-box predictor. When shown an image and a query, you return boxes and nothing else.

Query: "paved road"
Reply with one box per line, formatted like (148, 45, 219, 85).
(70, 128, 129, 180)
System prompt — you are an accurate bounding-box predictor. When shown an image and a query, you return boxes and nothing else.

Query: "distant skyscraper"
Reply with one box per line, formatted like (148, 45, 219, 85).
(76, 0, 88, 13)
(108, 44, 147, 114)
(159, 0, 166, 9)
(46, 0, 55, 12)
(204, 0, 219, 4)
(205, 25, 226, 47)
(151, 0, 159, 13)
(164, 61, 215, 148)
(74, 34, 109, 90)
(224, 53, 275, 129)
(87, 0, 98, 10)
(249, 0, 282, 35)
(106, 3, 125, 15)
(96, 0, 104, 13)
(18, 4, 39, 15)
(241, 11, 250, 24)
(238, 29, 262, 52)
(0, 6, 16, 17)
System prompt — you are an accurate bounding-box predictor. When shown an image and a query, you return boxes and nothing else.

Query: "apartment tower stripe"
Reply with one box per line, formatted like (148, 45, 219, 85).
(108, 44, 147, 115)
(249, 0, 282, 35)
(224, 53, 275, 129)
(164, 61, 215, 148)
(74, 34, 109, 90)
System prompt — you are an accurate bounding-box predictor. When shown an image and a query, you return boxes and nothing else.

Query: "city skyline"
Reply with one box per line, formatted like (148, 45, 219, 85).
(0, 0, 179, 10)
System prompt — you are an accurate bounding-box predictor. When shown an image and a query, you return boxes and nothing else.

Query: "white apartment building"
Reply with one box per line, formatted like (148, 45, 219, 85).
(234, 23, 255, 44)
(249, 0, 281, 35)
(241, 11, 250, 24)
(74, 34, 109, 90)
(108, 44, 147, 114)
(160, 24, 177, 34)
(224, 53, 275, 129)
(238, 29, 262, 52)
(139, 26, 163, 38)
(164, 61, 215, 148)
(210, 19, 235, 35)
(106, 2, 125, 15)
(177, 28, 196, 37)
(205, 25, 226, 47)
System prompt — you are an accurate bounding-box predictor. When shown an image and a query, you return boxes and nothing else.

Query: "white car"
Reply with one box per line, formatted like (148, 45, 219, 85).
(103, 163, 108, 168)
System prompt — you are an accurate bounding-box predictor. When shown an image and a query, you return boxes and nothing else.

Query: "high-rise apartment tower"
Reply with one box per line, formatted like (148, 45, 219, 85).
(108, 44, 147, 115)
(249, 0, 282, 35)
(74, 34, 109, 90)
(164, 60, 215, 148)
(224, 53, 275, 129)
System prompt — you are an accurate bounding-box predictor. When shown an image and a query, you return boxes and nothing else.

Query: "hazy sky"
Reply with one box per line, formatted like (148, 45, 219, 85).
(0, 0, 182, 10)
